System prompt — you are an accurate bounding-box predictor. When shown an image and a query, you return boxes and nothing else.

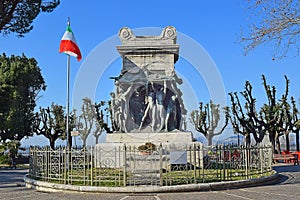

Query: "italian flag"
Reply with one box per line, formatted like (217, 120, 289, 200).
(59, 24, 82, 61)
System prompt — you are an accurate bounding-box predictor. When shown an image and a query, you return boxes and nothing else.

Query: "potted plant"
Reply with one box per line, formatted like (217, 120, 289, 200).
(138, 142, 156, 155)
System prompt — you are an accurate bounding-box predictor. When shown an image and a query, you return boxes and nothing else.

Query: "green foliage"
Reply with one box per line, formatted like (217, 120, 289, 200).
(0, 0, 60, 37)
(0, 143, 8, 164)
(0, 53, 46, 142)
(0, 154, 10, 164)
(0, 140, 21, 164)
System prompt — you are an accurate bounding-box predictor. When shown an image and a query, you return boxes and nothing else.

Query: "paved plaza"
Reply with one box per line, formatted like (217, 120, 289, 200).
(1, 163, 300, 200)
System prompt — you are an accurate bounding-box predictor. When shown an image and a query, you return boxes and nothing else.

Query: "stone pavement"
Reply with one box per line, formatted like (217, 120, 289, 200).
(1, 164, 300, 200)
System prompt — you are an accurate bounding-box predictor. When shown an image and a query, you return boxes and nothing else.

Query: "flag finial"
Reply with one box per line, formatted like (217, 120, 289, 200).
(67, 17, 70, 26)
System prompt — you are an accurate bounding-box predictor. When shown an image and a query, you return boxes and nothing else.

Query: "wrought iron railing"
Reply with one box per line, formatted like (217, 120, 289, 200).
(29, 143, 273, 187)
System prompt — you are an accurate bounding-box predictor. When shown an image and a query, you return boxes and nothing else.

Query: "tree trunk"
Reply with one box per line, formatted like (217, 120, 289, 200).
(245, 134, 251, 146)
(252, 130, 264, 144)
(296, 130, 300, 152)
(207, 131, 213, 146)
(49, 137, 55, 150)
(276, 136, 281, 154)
(271, 140, 276, 153)
(269, 132, 276, 153)
(285, 133, 290, 152)
(68, 132, 72, 149)
(95, 135, 99, 144)
(82, 137, 87, 147)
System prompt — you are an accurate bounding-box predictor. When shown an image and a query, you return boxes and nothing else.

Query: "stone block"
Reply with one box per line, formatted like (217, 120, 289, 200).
(106, 131, 193, 146)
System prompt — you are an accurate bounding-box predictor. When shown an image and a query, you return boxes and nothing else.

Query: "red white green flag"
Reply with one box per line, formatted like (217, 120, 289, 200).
(59, 24, 82, 61)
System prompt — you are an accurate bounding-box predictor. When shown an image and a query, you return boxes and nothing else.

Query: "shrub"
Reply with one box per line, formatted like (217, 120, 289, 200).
(0, 154, 10, 164)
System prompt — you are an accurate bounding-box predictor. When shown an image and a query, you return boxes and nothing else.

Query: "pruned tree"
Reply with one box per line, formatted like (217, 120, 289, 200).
(228, 81, 263, 146)
(0, 0, 60, 37)
(279, 94, 294, 152)
(190, 100, 229, 146)
(241, 0, 300, 58)
(290, 97, 300, 151)
(33, 103, 75, 149)
(75, 98, 96, 147)
(93, 123, 102, 145)
(259, 75, 291, 153)
(228, 75, 291, 152)
(93, 101, 111, 144)
(95, 101, 112, 136)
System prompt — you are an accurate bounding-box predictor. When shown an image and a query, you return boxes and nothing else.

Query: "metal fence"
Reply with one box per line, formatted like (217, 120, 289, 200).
(29, 143, 273, 187)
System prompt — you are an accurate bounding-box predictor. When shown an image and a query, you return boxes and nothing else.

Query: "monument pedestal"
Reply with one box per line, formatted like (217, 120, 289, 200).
(94, 132, 201, 169)
(105, 131, 194, 146)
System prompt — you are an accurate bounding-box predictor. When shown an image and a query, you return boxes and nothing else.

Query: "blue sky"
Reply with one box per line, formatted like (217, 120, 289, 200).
(1, 1, 300, 146)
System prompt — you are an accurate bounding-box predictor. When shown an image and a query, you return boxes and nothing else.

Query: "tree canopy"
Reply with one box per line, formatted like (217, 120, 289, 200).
(0, 53, 46, 142)
(242, 0, 300, 58)
(0, 0, 60, 37)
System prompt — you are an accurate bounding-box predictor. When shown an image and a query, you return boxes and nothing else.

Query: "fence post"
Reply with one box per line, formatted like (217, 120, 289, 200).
(30, 147, 33, 178)
(222, 146, 226, 181)
(260, 144, 263, 175)
(123, 144, 127, 187)
(64, 147, 67, 184)
(193, 143, 197, 184)
(90, 146, 93, 186)
(159, 143, 163, 186)
(245, 145, 249, 178)
(46, 146, 49, 181)
(269, 145, 273, 171)
(201, 145, 204, 183)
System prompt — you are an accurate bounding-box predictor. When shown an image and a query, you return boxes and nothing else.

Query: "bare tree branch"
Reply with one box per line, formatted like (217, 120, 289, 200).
(241, 0, 300, 58)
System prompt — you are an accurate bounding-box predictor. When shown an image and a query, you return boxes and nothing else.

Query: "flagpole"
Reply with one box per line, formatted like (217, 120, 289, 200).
(60, 16, 81, 149)
(66, 54, 71, 149)
(66, 17, 72, 150)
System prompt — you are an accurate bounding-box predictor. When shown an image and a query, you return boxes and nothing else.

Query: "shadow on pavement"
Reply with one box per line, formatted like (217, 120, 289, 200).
(0, 168, 28, 186)
(272, 164, 300, 173)
(272, 164, 300, 185)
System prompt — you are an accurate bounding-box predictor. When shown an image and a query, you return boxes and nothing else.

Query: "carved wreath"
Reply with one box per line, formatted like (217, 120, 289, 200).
(138, 142, 157, 152)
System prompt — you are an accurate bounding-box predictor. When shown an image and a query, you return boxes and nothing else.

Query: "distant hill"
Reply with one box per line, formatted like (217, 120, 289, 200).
(193, 133, 245, 146)
(214, 135, 244, 145)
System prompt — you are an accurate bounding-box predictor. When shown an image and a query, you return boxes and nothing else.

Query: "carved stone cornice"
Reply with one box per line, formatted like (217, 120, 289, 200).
(117, 26, 179, 62)
(118, 26, 177, 45)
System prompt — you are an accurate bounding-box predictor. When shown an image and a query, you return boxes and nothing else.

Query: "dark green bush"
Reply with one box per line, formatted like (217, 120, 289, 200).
(0, 154, 10, 164)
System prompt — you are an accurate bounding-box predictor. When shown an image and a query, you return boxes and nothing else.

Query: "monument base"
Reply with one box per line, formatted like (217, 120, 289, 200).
(105, 131, 194, 145)
(94, 131, 198, 168)
(94, 132, 201, 168)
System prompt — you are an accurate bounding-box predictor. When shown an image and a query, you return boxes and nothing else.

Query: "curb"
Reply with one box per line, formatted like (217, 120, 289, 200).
(23, 171, 279, 193)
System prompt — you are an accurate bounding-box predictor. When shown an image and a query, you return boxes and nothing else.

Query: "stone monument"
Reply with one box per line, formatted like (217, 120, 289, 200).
(95, 27, 197, 168)
(105, 26, 193, 144)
